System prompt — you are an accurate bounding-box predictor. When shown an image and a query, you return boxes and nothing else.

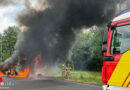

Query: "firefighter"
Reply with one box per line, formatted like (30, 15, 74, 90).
(66, 64, 71, 79)
(62, 64, 66, 77)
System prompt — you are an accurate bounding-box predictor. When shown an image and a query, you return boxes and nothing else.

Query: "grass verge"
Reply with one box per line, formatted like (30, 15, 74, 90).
(56, 71, 102, 85)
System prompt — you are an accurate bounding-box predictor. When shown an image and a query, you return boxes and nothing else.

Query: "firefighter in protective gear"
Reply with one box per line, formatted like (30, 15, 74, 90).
(62, 64, 66, 77)
(66, 64, 71, 79)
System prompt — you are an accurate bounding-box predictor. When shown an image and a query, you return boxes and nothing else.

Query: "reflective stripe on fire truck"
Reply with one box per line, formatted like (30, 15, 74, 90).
(107, 50, 130, 88)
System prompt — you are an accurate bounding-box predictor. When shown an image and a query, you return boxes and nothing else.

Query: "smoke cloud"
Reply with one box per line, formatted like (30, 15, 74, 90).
(1, 0, 128, 71)
(0, 0, 18, 6)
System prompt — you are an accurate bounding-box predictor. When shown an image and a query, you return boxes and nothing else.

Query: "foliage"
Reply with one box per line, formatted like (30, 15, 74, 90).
(70, 27, 104, 71)
(0, 26, 18, 62)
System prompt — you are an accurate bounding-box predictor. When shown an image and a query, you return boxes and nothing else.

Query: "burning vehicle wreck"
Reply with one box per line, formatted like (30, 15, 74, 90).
(0, 53, 44, 79)
(0, 59, 30, 78)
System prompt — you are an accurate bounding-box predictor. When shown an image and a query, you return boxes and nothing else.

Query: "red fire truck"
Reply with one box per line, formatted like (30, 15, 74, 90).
(102, 8, 130, 89)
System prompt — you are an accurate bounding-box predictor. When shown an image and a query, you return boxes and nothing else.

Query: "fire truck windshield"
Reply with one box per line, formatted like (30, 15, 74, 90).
(111, 25, 130, 54)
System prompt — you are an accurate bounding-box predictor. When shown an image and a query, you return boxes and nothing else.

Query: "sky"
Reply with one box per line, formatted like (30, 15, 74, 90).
(0, 4, 24, 33)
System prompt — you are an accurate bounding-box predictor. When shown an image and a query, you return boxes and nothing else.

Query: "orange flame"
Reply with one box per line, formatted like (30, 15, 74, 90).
(0, 54, 42, 79)
(0, 66, 30, 78)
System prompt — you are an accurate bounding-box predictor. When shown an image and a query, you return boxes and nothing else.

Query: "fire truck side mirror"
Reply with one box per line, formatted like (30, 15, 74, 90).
(102, 27, 108, 53)
(103, 27, 108, 44)
(102, 45, 107, 52)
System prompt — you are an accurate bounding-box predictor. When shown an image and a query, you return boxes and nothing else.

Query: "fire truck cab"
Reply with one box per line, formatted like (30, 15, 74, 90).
(102, 8, 130, 89)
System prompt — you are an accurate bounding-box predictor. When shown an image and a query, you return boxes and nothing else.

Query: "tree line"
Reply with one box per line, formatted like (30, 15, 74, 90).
(67, 27, 104, 71)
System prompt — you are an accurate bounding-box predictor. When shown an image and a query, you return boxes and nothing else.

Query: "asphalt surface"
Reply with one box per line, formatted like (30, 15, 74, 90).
(0, 77, 102, 90)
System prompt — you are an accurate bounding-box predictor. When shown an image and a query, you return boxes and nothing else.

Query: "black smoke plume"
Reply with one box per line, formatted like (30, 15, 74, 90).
(0, 0, 126, 71)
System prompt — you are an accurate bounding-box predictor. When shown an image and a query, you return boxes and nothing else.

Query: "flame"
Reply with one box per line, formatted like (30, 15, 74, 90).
(0, 66, 30, 78)
(0, 53, 42, 79)
(14, 67, 30, 78)
(27, 53, 43, 79)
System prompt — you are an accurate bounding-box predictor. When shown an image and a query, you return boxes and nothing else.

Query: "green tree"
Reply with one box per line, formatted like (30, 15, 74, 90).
(71, 33, 89, 70)
(70, 27, 104, 71)
(2, 26, 18, 62)
(87, 28, 104, 71)
(0, 34, 2, 63)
